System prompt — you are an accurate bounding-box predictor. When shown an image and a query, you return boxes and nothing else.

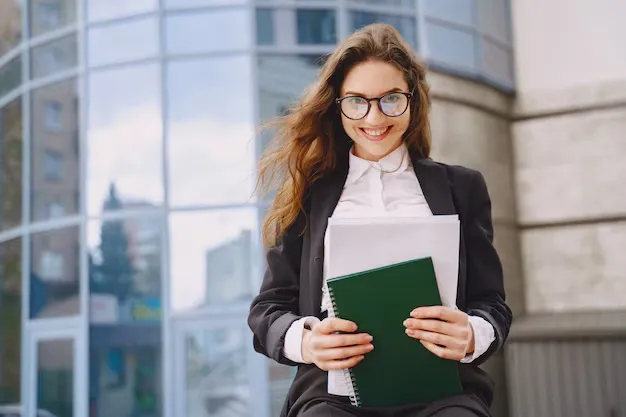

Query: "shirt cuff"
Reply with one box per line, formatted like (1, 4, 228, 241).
(460, 315, 496, 363)
(282, 316, 321, 363)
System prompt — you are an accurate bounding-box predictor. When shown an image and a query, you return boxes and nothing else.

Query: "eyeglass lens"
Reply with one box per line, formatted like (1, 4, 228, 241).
(340, 93, 409, 119)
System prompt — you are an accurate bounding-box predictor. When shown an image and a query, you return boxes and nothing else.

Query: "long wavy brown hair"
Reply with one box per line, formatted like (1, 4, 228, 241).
(257, 23, 432, 247)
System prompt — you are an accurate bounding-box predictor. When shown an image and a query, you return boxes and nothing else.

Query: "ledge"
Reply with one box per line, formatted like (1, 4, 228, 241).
(508, 310, 626, 342)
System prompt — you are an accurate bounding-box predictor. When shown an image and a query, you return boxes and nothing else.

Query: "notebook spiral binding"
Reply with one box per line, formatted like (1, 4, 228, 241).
(326, 284, 362, 407)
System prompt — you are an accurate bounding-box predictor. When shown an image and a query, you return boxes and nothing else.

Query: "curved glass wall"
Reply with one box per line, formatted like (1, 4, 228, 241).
(0, 0, 513, 416)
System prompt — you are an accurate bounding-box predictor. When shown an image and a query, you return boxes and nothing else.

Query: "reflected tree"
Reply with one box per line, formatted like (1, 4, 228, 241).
(91, 184, 135, 300)
(0, 99, 23, 231)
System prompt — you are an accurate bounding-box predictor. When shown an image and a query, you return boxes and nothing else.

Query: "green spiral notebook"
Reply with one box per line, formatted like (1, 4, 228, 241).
(326, 257, 463, 408)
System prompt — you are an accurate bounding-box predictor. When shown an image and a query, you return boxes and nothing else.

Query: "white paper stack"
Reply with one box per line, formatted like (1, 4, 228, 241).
(326, 215, 460, 308)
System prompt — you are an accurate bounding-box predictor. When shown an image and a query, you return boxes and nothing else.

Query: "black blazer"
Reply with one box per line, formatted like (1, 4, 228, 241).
(248, 149, 513, 415)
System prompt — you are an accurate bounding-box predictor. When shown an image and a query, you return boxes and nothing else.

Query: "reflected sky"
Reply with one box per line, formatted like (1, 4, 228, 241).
(87, 0, 157, 22)
(87, 17, 159, 67)
(87, 64, 163, 215)
(167, 56, 256, 207)
(169, 208, 258, 311)
(424, 0, 474, 26)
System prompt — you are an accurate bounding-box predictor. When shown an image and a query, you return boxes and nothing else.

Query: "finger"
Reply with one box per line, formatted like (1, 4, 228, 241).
(317, 343, 374, 361)
(420, 340, 464, 361)
(317, 318, 358, 335)
(403, 318, 466, 338)
(410, 306, 464, 323)
(322, 355, 365, 371)
(313, 332, 373, 349)
(405, 329, 463, 350)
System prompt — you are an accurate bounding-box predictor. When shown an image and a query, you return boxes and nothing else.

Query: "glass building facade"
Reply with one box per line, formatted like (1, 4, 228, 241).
(0, 0, 512, 416)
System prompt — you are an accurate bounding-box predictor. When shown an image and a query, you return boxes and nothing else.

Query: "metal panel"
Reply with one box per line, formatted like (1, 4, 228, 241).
(507, 339, 626, 417)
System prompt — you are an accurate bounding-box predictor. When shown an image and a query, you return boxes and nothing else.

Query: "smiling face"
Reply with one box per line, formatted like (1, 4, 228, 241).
(339, 59, 411, 161)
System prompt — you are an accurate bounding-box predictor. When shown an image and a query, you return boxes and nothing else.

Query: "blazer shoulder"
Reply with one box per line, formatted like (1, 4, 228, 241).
(432, 161, 484, 188)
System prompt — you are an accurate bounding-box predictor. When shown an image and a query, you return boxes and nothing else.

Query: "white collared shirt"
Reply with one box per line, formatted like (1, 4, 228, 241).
(282, 143, 495, 396)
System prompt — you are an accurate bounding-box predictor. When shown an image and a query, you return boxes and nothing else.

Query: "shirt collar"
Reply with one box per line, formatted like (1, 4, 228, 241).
(346, 142, 411, 185)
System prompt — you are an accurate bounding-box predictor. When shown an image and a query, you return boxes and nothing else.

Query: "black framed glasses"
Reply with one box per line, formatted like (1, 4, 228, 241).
(335, 91, 414, 120)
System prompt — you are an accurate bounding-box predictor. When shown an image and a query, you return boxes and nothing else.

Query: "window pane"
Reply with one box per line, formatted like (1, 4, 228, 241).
(169, 209, 259, 312)
(87, 0, 157, 22)
(167, 57, 255, 207)
(426, 22, 476, 70)
(256, 8, 274, 45)
(297, 9, 336, 44)
(30, 0, 77, 38)
(185, 328, 250, 416)
(481, 38, 512, 84)
(37, 339, 74, 417)
(350, 11, 416, 49)
(165, 9, 251, 54)
(87, 64, 163, 215)
(424, 0, 474, 26)
(0, 56, 22, 98)
(88, 17, 159, 67)
(0, 98, 23, 231)
(30, 227, 80, 318)
(31, 34, 78, 79)
(477, 0, 510, 41)
(31, 80, 80, 221)
(0, 0, 22, 58)
(348, 0, 414, 7)
(166, 0, 246, 8)
(0, 237, 21, 405)
(88, 215, 163, 417)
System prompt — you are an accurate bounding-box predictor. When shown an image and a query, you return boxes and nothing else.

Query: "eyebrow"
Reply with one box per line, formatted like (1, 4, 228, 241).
(343, 87, 403, 97)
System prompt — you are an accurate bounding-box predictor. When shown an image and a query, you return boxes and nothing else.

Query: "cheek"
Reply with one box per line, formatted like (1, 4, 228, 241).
(341, 116, 359, 140)
(394, 112, 411, 135)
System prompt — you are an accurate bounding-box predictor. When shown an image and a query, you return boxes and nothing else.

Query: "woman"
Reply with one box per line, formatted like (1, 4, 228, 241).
(248, 23, 512, 417)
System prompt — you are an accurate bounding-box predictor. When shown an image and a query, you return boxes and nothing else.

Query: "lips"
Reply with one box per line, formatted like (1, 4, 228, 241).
(360, 126, 391, 141)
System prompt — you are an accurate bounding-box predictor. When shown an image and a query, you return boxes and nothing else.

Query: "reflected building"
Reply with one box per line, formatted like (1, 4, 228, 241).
(1, 0, 625, 417)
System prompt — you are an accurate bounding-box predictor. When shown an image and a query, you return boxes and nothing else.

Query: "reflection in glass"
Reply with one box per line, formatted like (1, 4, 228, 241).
(31, 80, 80, 221)
(30, 0, 77, 38)
(165, 0, 246, 8)
(424, 0, 474, 26)
(482, 39, 512, 84)
(87, 17, 159, 67)
(0, 99, 22, 231)
(87, 64, 163, 215)
(165, 9, 250, 54)
(348, 0, 414, 7)
(185, 328, 250, 416)
(167, 57, 255, 207)
(0, 0, 22, 58)
(256, 8, 274, 45)
(0, 238, 21, 406)
(31, 34, 78, 79)
(88, 215, 163, 417)
(30, 226, 80, 318)
(37, 339, 74, 417)
(87, 0, 157, 21)
(350, 11, 416, 48)
(169, 209, 258, 312)
(297, 9, 336, 44)
(426, 22, 476, 70)
(478, 0, 510, 41)
(0, 56, 22, 98)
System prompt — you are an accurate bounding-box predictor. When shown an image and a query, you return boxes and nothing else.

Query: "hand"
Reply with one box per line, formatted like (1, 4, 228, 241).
(403, 306, 475, 361)
(302, 317, 374, 371)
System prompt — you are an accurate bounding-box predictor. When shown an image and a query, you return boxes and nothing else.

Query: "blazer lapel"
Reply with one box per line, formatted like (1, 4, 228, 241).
(410, 156, 457, 216)
(306, 153, 349, 316)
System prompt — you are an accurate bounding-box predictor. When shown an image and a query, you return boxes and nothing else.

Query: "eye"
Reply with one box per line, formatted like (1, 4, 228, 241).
(381, 93, 402, 103)
(345, 96, 367, 105)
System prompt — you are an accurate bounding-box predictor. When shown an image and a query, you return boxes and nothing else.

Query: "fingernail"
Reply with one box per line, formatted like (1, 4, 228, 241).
(367, 335, 373, 342)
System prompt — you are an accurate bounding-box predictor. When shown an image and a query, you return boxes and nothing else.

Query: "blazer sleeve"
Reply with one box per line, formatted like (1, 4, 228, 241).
(247, 206, 307, 366)
(464, 171, 513, 366)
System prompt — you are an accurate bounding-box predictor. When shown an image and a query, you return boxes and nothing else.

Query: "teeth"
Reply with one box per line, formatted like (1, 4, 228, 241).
(363, 127, 389, 136)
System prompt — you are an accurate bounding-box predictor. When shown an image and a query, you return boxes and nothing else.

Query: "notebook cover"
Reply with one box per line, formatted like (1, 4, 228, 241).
(326, 257, 463, 408)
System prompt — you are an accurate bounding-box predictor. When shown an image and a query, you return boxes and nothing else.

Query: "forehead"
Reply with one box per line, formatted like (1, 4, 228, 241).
(340, 60, 408, 96)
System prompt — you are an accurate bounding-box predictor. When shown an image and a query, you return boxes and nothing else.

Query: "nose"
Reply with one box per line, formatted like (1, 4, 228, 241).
(365, 101, 386, 124)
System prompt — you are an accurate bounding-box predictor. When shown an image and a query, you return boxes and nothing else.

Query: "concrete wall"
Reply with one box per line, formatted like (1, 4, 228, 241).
(511, 0, 626, 314)
(428, 71, 521, 416)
